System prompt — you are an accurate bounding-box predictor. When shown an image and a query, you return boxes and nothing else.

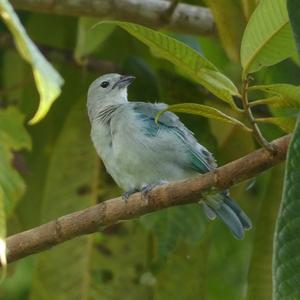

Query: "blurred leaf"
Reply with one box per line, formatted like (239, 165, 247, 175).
(1, 258, 34, 300)
(241, 0, 297, 77)
(287, 0, 300, 56)
(156, 103, 251, 132)
(97, 21, 240, 109)
(274, 115, 300, 299)
(0, 107, 31, 274)
(30, 99, 148, 300)
(204, 0, 246, 61)
(242, 0, 258, 19)
(154, 233, 211, 300)
(0, 0, 64, 124)
(0, 107, 31, 216)
(123, 56, 159, 100)
(75, 18, 115, 63)
(256, 116, 296, 132)
(246, 165, 283, 300)
(141, 204, 205, 269)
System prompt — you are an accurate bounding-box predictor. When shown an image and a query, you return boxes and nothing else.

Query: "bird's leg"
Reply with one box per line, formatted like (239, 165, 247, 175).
(141, 181, 168, 201)
(122, 188, 139, 203)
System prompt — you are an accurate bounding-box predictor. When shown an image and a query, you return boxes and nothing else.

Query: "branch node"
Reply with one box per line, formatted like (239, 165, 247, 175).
(54, 219, 63, 243)
(212, 169, 221, 187)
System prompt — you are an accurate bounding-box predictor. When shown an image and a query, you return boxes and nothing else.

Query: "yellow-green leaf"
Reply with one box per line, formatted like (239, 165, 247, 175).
(256, 117, 296, 132)
(250, 84, 300, 108)
(0, 0, 64, 124)
(156, 103, 251, 132)
(97, 21, 240, 109)
(241, 0, 297, 77)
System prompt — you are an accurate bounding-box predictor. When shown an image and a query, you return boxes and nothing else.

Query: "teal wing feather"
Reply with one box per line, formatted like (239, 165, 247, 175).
(131, 102, 216, 173)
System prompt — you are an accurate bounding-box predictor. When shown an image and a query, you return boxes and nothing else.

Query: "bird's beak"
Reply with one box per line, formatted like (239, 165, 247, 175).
(113, 75, 136, 89)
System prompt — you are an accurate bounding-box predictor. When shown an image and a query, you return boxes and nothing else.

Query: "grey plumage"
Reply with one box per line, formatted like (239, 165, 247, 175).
(87, 73, 252, 239)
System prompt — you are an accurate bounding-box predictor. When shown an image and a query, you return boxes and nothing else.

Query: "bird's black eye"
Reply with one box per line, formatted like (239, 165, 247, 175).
(100, 81, 110, 88)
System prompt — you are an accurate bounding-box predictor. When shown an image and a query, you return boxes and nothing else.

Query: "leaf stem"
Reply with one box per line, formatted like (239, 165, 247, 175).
(241, 77, 277, 153)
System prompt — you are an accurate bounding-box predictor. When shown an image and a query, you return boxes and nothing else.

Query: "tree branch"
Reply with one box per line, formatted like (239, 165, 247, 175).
(10, 0, 215, 36)
(6, 134, 290, 264)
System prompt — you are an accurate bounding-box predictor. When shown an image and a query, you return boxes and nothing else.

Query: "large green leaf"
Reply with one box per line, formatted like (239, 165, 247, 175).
(141, 204, 205, 269)
(0, 0, 64, 124)
(98, 21, 240, 109)
(246, 166, 283, 300)
(154, 234, 211, 300)
(74, 18, 115, 63)
(30, 99, 149, 300)
(240, 0, 297, 76)
(274, 115, 300, 300)
(156, 103, 251, 132)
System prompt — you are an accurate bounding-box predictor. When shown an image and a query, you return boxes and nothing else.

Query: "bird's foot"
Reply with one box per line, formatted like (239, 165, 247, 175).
(141, 181, 168, 201)
(122, 188, 139, 203)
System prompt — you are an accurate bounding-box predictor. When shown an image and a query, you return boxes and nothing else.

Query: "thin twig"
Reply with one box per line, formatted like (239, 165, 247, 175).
(5, 134, 290, 264)
(241, 78, 277, 153)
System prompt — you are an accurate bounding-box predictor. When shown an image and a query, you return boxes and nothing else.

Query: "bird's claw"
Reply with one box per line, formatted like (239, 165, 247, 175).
(141, 181, 167, 201)
(122, 189, 138, 203)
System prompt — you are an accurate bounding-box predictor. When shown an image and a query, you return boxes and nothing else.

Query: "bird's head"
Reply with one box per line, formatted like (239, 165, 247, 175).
(87, 73, 135, 119)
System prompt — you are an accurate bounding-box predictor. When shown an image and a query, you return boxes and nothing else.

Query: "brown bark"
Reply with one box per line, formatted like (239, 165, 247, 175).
(6, 134, 290, 264)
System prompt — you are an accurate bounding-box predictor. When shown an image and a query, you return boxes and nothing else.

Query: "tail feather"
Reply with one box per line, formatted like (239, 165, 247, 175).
(223, 195, 252, 230)
(214, 203, 244, 240)
(202, 191, 252, 239)
(202, 202, 217, 220)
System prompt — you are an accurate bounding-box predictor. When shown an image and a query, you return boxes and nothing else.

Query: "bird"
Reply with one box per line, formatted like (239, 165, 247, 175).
(87, 73, 252, 239)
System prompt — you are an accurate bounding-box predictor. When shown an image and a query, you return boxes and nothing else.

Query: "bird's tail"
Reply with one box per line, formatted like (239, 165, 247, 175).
(201, 191, 252, 239)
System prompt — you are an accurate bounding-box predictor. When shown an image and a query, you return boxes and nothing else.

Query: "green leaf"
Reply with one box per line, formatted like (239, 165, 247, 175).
(274, 115, 300, 299)
(154, 233, 211, 300)
(256, 117, 296, 132)
(204, 0, 246, 61)
(0, 107, 31, 272)
(240, 0, 297, 76)
(287, 0, 300, 56)
(250, 84, 300, 108)
(0, 107, 31, 216)
(141, 204, 205, 269)
(246, 165, 283, 300)
(155, 103, 252, 132)
(98, 21, 240, 109)
(74, 18, 115, 63)
(0, 0, 64, 124)
(30, 100, 149, 300)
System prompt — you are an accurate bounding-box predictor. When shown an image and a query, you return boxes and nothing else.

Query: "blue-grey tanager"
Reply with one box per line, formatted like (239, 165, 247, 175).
(87, 73, 252, 239)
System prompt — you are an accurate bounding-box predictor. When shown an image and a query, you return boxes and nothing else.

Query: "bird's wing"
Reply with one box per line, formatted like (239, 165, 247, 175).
(131, 102, 216, 173)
